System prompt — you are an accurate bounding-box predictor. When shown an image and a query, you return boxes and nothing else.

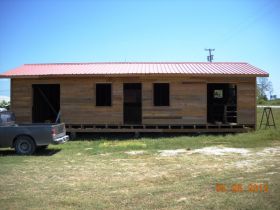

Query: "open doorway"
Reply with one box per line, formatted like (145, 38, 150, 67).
(32, 84, 60, 123)
(123, 83, 142, 124)
(207, 83, 237, 124)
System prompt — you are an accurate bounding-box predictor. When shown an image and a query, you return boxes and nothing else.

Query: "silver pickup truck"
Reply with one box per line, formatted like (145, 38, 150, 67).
(0, 111, 69, 155)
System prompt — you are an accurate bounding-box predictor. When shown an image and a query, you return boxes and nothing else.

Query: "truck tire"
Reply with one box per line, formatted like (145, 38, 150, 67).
(14, 136, 36, 155)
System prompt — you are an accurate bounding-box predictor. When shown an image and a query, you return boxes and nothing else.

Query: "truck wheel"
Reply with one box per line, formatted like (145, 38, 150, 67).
(14, 136, 36, 155)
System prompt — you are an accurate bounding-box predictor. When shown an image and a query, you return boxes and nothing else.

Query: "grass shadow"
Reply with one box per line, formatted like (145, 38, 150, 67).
(0, 148, 61, 156)
(72, 132, 194, 141)
(71, 132, 235, 141)
(35, 148, 61, 156)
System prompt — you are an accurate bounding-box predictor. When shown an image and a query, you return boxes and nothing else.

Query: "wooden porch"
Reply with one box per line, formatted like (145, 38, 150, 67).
(66, 123, 255, 133)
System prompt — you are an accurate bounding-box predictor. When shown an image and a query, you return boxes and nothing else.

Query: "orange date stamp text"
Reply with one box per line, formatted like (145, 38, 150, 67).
(216, 183, 268, 193)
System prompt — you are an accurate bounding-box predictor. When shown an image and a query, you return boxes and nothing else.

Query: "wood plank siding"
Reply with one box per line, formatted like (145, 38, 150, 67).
(11, 77, 256, 126)
(237, 81, 256, 125)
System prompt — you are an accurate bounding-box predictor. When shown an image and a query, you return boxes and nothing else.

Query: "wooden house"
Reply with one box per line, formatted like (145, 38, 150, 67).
(0, 62, 268, 133)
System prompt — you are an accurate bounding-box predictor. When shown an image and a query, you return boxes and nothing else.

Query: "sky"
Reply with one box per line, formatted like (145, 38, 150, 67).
(0, 0, 280, 98)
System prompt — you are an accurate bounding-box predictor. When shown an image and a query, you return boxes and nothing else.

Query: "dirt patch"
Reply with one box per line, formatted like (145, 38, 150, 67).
(156, 146, 280, 160)
(158, 149, 187, 157)
(229, 147, 280, 172)
(234, 159, 261, 168)
(157, 147, 250, 157)
(256, 147, 280, 156)
(192, 147, 250, 156)
(125, 151, 146, 155)
(176, 197, 187, 203)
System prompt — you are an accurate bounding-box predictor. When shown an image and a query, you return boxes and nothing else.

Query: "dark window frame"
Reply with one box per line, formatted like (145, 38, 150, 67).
(153, 83, 170, 106)
(96, 83, 112, 106)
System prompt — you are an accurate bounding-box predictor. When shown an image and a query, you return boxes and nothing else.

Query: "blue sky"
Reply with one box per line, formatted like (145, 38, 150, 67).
(0, 0, 280, 97)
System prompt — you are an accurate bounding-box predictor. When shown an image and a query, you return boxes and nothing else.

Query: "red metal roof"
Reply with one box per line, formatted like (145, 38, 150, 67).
(0, 62, 269, 78)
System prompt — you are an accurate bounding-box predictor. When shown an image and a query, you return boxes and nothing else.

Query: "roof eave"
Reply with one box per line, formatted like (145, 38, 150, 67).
(0, 73, 269, 79)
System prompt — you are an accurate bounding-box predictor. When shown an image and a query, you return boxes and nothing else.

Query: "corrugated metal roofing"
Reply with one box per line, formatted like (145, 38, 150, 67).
(0, 62, 269, 78)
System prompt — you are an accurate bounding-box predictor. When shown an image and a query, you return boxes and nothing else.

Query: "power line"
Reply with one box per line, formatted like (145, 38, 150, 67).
(218, 0, 280, 47)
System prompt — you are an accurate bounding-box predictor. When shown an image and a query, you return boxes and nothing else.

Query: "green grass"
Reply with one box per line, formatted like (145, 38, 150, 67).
(0, 108, 280, 209)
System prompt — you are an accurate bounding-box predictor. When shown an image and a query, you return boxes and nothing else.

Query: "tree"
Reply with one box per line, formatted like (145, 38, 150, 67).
(269, 85, 274, 100)
(257, 78, 272, 102)
(0, 100, 10, 109)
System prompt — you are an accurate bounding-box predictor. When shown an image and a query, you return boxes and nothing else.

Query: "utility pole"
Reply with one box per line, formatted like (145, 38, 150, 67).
(205, 48, 215, 62)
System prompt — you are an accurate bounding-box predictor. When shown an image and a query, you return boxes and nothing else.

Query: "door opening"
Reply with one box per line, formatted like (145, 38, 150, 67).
(207, 83, 237, 124)
(32, 84, 60, 123)
(123, 83, 142, 124)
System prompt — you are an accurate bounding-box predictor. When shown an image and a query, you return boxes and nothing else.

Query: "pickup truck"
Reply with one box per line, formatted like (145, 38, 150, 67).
(0, 111, 69, 155)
